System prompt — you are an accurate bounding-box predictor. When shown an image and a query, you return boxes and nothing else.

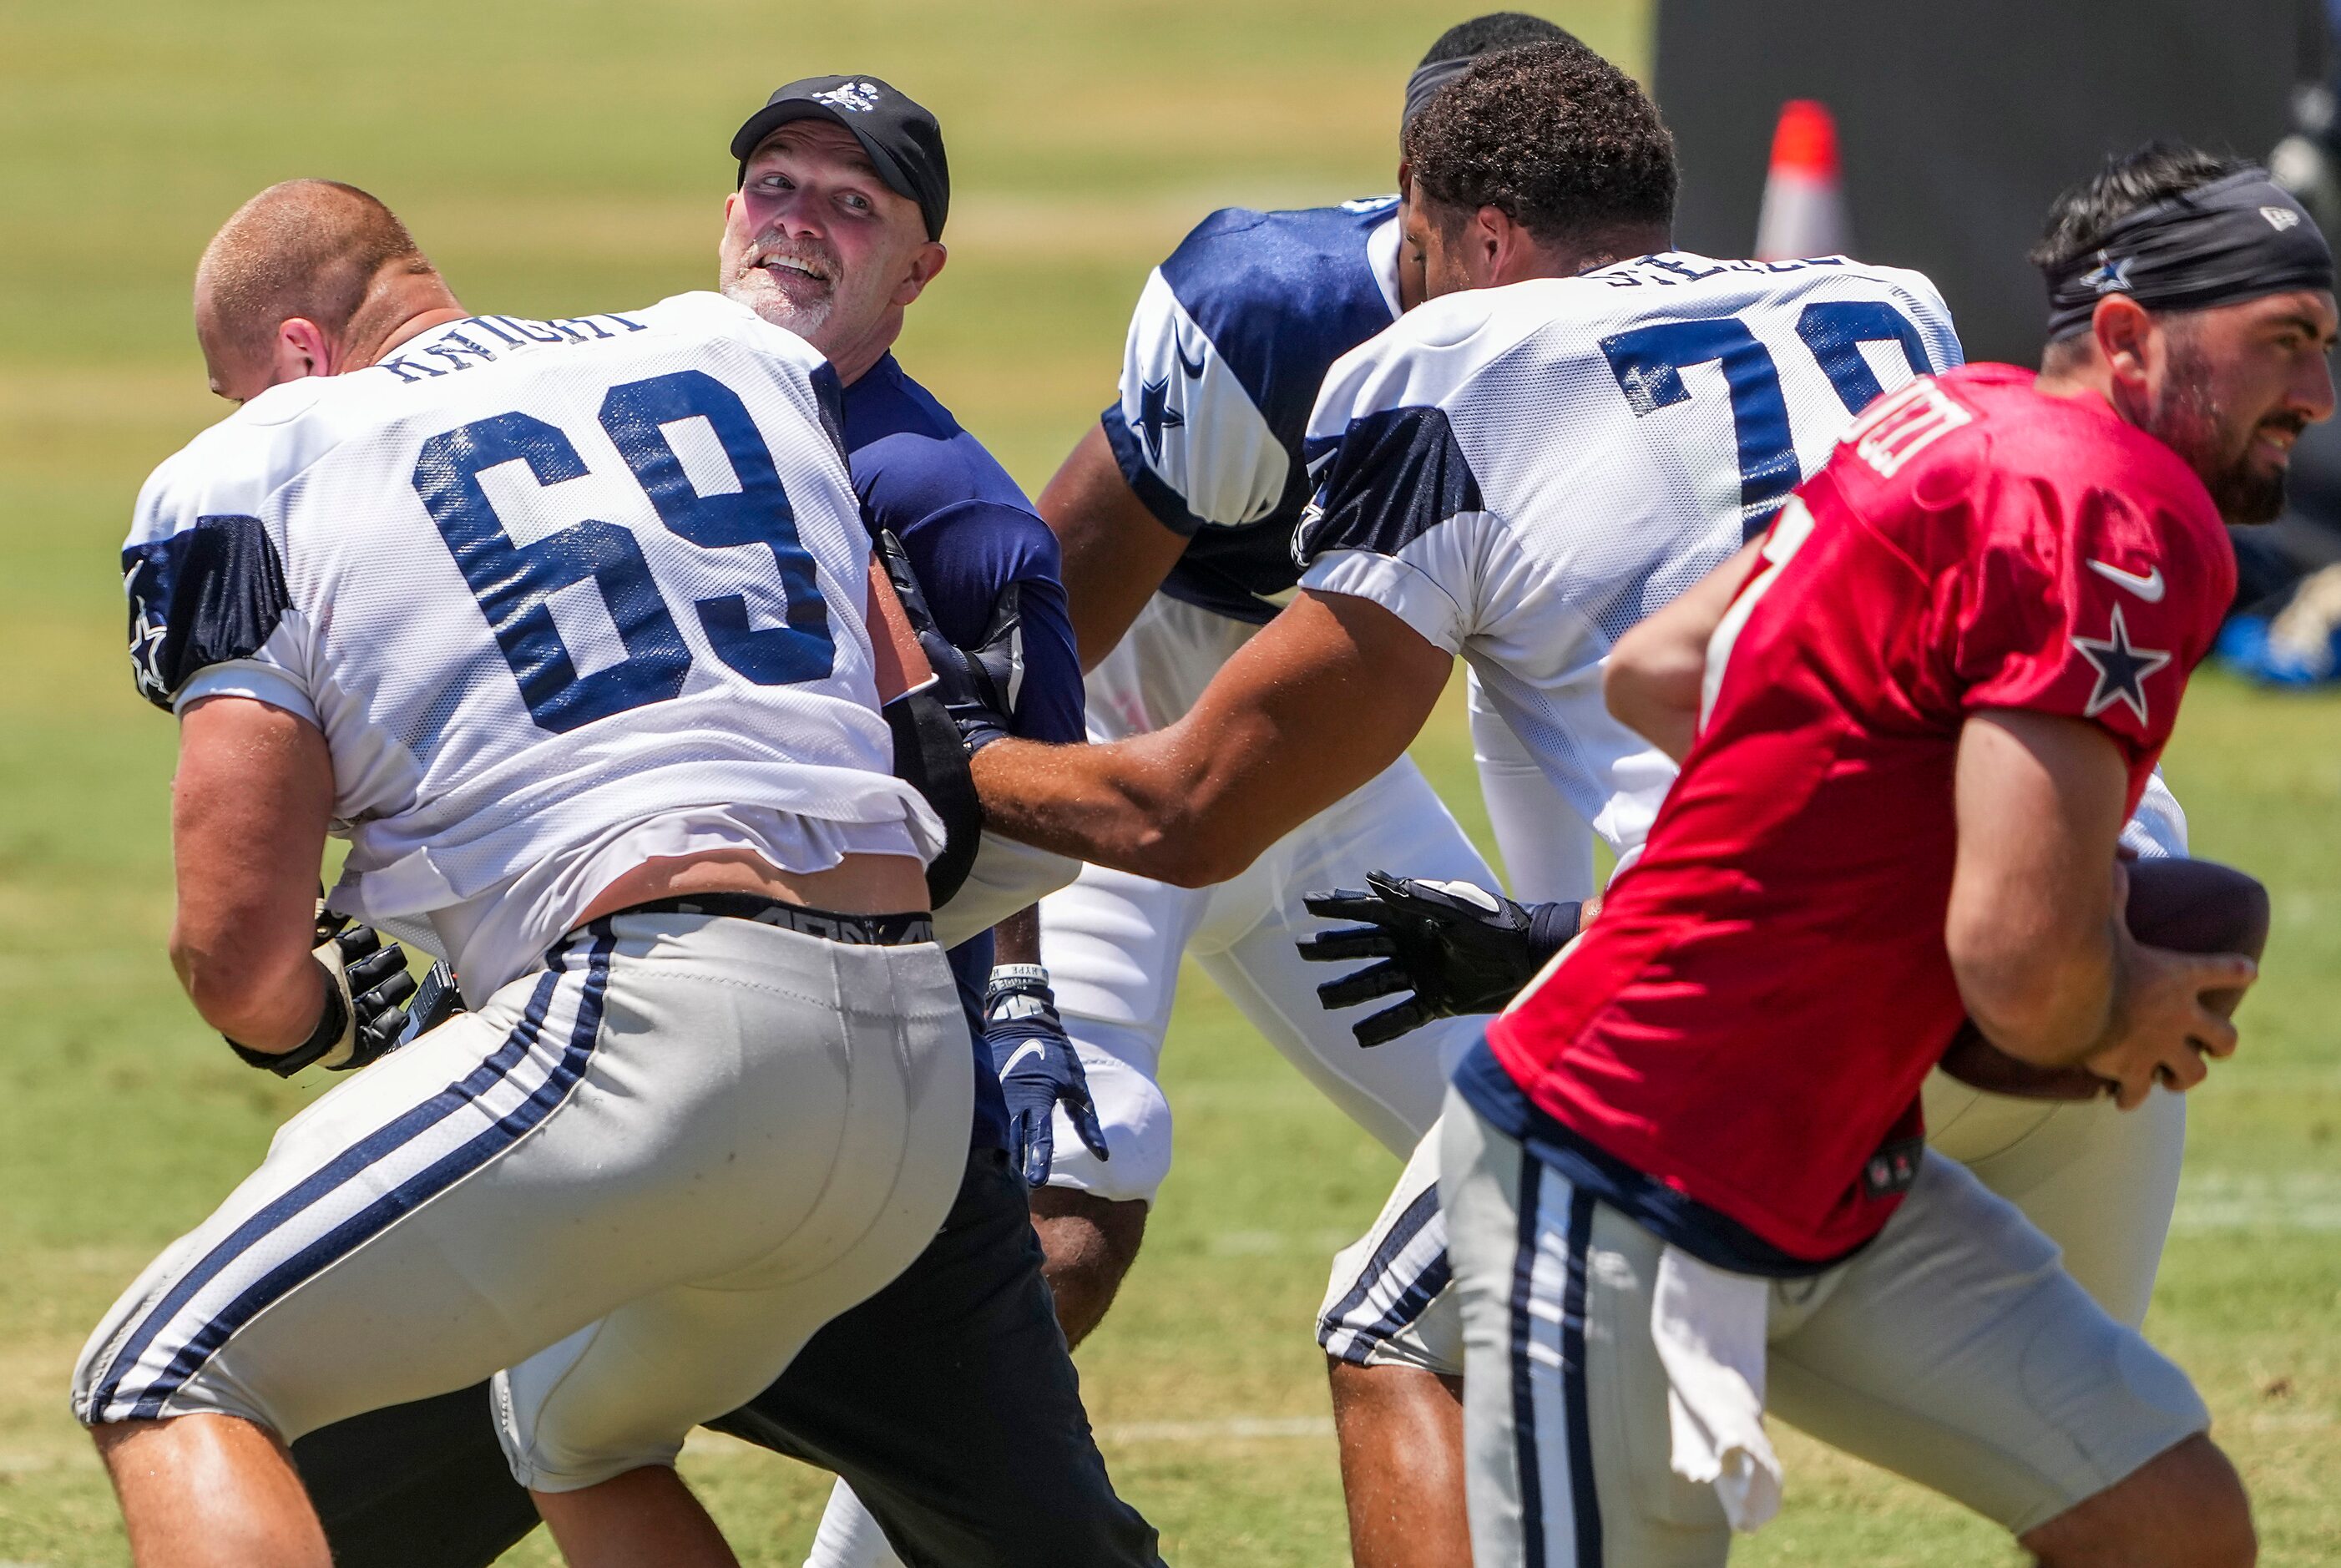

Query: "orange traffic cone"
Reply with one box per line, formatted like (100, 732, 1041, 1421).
(1755, 99, 1851, 260)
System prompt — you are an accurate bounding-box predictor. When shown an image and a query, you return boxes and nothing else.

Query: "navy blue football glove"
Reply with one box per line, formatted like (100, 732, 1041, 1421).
(877, 529, 1022, 752)
(985, 964, 1110, 1188)
(1299, 871, 1584, 1047)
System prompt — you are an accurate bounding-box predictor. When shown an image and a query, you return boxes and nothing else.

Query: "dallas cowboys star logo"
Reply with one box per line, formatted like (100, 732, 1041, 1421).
(1132, 374, 1184, 464)
(2070, 602, 2172, 724)
(2078, 250, 2135, 296)
(123, 559, 172, 700)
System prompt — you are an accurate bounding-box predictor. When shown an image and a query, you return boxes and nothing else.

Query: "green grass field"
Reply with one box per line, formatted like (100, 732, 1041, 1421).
(3, 2, 2337, 1562)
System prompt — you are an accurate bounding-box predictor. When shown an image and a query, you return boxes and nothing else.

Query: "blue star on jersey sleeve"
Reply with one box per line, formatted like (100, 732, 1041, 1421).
(121, 513, 294, 712)
(2070, 604, 2173, 726)
(1132, 375, 1185, 465)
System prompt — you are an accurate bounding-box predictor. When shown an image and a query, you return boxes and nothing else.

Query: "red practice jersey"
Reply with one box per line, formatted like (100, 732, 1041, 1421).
(1472, 363, 2235, 1267)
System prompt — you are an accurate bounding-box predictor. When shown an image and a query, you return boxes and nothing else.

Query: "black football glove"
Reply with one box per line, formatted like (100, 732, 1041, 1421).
(984, 964, 1110, 1188)
(225, 907, 420, 1077)
(395, 959, 466, 1047)
(876, 529, 1022, 753)
(1297, 871, 1584, 1047)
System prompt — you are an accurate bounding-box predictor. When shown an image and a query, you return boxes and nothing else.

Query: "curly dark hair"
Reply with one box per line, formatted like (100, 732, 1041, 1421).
(1403, 38, 1676, 246)
(2030, 142, 2252, 272)
(1418, 11, 1575, 68)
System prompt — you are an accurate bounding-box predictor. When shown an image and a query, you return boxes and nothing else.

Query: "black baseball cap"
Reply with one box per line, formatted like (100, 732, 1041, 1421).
(731, 75, 950, 241)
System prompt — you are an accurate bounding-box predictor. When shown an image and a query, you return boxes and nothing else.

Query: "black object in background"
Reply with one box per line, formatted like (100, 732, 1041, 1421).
(1654, 0, 2325, 367)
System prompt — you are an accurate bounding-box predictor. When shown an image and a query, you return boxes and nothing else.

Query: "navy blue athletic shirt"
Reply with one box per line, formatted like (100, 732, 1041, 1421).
(843, 352, 1084, 1151)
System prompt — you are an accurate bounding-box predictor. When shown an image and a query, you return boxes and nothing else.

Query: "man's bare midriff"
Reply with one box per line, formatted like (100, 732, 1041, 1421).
(578, 847, 931, 928)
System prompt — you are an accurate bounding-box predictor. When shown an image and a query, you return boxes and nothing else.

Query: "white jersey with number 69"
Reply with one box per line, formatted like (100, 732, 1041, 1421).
(122, 291, 938, 995)
(1295, 253, 1964, 862)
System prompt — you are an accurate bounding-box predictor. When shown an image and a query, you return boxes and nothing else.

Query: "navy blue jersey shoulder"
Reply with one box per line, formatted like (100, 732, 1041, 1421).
(807, 361, 850, 464)
(122, 513, 291, 711)
(842, 355, 1088, 1153)
(1125, 200, 1400, 624)
(1295, 405, 1481, 564)
(1157, 200, 1399, 463)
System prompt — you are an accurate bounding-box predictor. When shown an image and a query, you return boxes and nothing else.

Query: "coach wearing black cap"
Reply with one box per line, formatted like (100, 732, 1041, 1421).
(718, 74, 954, 386)
(282, 75, 1161, 1568)
(731, 75, 951, 240)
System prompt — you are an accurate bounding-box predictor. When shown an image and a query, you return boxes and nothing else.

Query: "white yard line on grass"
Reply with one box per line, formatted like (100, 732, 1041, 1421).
(1205, 1227, 1360, 1257)
(2171, 1171, 2341, 1232)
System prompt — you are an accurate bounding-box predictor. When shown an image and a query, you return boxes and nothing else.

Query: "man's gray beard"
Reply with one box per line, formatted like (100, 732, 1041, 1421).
(722, 271, 832, 344)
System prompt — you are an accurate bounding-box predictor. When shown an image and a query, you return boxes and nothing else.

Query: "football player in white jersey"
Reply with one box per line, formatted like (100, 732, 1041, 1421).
(916, 42, 2198, 1566)
(1014, 0, 1568, 1398)
(271, 83, 1164, 1568)
(74, 180, 969, 1567)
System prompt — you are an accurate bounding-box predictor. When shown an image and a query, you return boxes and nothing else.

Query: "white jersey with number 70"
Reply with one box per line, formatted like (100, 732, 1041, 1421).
(1296, 252, 1965, 862)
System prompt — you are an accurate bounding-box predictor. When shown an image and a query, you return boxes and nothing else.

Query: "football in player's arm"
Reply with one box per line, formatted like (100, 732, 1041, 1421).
(912, 94, 2331, 1560)
(1312, 526, 2256, 1099)
(1436, 314, 2303, 1564)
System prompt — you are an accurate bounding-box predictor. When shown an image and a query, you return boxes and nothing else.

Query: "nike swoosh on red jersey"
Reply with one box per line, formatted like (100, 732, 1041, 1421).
(2085, 559, 2166, 603)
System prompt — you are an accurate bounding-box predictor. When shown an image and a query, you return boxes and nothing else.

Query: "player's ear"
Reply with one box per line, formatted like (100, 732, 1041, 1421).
(892, 240, 948, 307)
(2092, 295, 2156, 395)
(1484, 205, 1550, 287)
(267, 317, 335, 387)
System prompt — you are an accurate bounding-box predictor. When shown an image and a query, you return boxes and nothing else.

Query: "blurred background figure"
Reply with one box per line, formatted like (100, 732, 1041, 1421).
(1658, 0, 2341, 687)
(2242, 0, 2341, 683)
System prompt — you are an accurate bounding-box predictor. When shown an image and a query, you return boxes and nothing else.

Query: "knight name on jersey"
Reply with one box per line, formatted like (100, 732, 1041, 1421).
(122, 292, 935, 997)
(371, 312, 652, 384)
(1848, 375, 1975, 478)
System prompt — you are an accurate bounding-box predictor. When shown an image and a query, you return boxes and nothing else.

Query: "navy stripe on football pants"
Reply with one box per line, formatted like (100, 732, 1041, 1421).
(1508, 1154, 1603, 1568)
(83, 927, 613, 1424)
(1318, 1183, 1453, 1365)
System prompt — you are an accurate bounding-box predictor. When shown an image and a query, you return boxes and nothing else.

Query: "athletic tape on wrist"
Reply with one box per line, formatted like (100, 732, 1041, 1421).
(225, 981, 350, 1077)
(1526, 900, 1586, 966)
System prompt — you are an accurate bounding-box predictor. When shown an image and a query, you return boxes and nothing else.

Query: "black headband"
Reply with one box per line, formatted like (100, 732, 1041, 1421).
(2043, 167, 2333, 341)
(1403, 56, 1473, 135)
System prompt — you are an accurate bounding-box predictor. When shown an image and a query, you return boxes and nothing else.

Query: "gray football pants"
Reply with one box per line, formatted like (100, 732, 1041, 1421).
(74, 911, 971, 1492)
(1440, 1091, 2209, 1566)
